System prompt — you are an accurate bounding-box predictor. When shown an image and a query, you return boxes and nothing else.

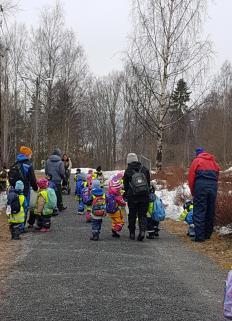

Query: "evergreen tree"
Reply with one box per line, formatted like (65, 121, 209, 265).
(170, 79, 191, 119)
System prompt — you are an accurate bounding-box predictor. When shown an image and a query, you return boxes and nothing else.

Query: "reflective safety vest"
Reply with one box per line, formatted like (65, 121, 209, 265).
(179, 204, 194, 221)
(35, 190, 53, 216)
(8, 194, 25, 224)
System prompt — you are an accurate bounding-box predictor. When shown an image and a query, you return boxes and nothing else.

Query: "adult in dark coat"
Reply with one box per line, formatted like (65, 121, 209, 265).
(45, 148, 66, 211)
(123, 153, 150, 241)
(188, 148, 220, 242)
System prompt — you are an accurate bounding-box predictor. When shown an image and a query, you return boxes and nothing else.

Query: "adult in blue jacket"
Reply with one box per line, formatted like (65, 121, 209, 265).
(188, 148, 220, 242)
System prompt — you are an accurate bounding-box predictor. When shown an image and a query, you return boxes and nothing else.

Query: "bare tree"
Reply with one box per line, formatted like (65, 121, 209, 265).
(126, 0, 211, 170)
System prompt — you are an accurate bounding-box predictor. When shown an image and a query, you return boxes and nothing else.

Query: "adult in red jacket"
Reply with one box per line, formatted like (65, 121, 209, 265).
(188, 148, 220, 242)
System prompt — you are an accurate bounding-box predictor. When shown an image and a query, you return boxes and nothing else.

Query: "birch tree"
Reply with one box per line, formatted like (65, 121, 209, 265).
(127, 0, 211, 170)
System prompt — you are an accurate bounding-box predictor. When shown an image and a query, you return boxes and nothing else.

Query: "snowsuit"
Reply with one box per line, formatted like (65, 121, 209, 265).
(87, 187, 106, 237)
(147, 193, 159, 237)
(28, 189, 53, 229)
(106, 192, 126, 233)
(179, 202, 195, 237)
(123, 161, 150, 234)
(7, 191, 25, 240)
(188, 152, 220, 241)
(45, 153, 65, 210)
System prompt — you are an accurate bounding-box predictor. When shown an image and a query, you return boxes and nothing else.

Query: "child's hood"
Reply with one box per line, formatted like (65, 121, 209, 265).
(92, 187, 104, 196)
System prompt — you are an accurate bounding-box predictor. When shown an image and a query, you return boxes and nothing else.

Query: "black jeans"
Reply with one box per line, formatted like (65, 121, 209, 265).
(54, 182, 63, 210)
(128, 200, 148, 233)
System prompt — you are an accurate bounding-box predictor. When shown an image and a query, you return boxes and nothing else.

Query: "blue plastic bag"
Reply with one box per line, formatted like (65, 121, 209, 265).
(152, 196, 166, 222)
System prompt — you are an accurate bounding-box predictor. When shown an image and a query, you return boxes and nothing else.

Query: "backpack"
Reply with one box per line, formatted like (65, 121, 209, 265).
(7, 190, 21, 214)
(129, 167, 149, 196)
(152, 196, 166, 222)
(185, 209, 193, 225)
(92, 194, 106, 217)
(106, 194, 118, 214)
(8, 162, 25, 188)
(46, 188, 57, 209)
(82, 187, 89, 204)
(224, 271, 232, 319)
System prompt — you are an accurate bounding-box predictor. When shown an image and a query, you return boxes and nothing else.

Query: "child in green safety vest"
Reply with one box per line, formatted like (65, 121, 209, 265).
(33, 178, 57, 232)
(6, 180, 26, 240)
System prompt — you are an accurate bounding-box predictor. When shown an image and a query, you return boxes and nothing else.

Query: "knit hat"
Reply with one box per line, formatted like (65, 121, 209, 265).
(53, 148, 62, 157)
(15, 180, 24, 192)
(195, 147, 205, 156)
(37, 178, 49, 189)
(92, 179, 100, 188)
(127, 153, 138, 164)
(20, 146, 32, 156)
(110, 177, 122, 190)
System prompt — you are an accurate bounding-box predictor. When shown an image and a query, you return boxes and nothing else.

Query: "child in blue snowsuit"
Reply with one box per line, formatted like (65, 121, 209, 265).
(147, 185, 160, 239)
(87, 179, 106, 241)
(75, 173, 87, 215)
(179, 201, 195, 237)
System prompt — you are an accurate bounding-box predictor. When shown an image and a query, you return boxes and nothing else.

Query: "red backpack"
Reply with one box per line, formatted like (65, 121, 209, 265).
(92, 194, 106, 217)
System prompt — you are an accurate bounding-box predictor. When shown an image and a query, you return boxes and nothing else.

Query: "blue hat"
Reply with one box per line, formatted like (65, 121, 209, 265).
(195, 147, 205, 156)
(15, 180, 24, 192)
(92, 179, 100, 188)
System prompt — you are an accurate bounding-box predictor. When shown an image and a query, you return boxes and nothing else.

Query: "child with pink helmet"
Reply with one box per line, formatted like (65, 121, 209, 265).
(106, 176, 126, 238)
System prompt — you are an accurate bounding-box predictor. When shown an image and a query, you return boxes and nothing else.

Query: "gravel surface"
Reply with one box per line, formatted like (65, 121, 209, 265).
(0, 188, 227, 321)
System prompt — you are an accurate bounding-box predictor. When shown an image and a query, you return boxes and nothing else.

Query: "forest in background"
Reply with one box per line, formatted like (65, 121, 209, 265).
(0, 0, 231, 170)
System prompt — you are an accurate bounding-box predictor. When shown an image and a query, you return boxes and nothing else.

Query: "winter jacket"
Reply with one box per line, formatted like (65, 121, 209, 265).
(188, 152, 220, 195)
(16, 154, 38, 197)
(63, 159, 72, 172)
(34, 189, 53, 216)
(123, 161, 150, 203)
(7, 193, 25, 224)
(87, 187, 106, 220)
(45, 155, 65, 184)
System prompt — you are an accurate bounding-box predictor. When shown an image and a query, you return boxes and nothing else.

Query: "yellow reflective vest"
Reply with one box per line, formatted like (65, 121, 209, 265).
(8, 194, 25, 224)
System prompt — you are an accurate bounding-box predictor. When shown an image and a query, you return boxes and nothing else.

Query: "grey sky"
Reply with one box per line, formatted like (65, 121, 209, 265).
(15, 0, 232, 76)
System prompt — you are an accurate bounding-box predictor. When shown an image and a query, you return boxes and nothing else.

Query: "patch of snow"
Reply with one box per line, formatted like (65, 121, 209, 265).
(218, 225, 232, 235)
(156, 188, 183, 220)
(0, 192, 7, 210)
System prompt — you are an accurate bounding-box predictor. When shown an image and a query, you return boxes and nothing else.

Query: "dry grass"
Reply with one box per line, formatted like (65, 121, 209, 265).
(162, 219, 232, 270)
(152, 166, 186, 190)
(0, 211, 20, 298)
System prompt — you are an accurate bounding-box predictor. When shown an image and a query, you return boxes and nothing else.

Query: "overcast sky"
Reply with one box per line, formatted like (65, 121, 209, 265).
(14, 0, 232, 76)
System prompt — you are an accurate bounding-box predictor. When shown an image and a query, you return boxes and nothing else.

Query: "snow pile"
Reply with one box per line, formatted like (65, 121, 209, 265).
(0, 192, 7, 210)
(156, 188, 183, 220)
(218, 225, 232, 235)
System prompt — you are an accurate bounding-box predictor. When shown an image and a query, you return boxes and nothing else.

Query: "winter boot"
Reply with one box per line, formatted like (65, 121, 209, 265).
(154, 228, 160, 237)
(12, 225, 21, 240)
(52, 208, 59, 216)
(147, 232, 155, 239)
(129, 232, 135, 240)
(112, 229, 120, 238)
(90, 233, 99, 241)
(137, 230, 145, 241)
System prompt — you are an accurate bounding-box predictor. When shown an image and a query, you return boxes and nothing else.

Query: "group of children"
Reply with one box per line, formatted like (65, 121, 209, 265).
(75, 168, 126, 240)
(74, 168, 167, 241)
(6, 176, 57, 240)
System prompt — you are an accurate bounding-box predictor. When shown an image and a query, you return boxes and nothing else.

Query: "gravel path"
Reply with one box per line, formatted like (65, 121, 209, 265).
(0, 190, 227, 321)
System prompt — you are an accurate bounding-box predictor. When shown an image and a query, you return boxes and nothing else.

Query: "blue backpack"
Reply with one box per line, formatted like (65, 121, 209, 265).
(185, 209, 193, 225)
(152, 196, 166, 222)
(106, 194, 118, 214)
(47, 188, 57, 209)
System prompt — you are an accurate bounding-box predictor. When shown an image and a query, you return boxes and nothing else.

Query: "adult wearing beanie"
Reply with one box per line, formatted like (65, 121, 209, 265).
(15, 146, 38, 200)
(45, 148, 66, 211)
(188, 148, 220, 242)
(123, 153, 150, 241)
